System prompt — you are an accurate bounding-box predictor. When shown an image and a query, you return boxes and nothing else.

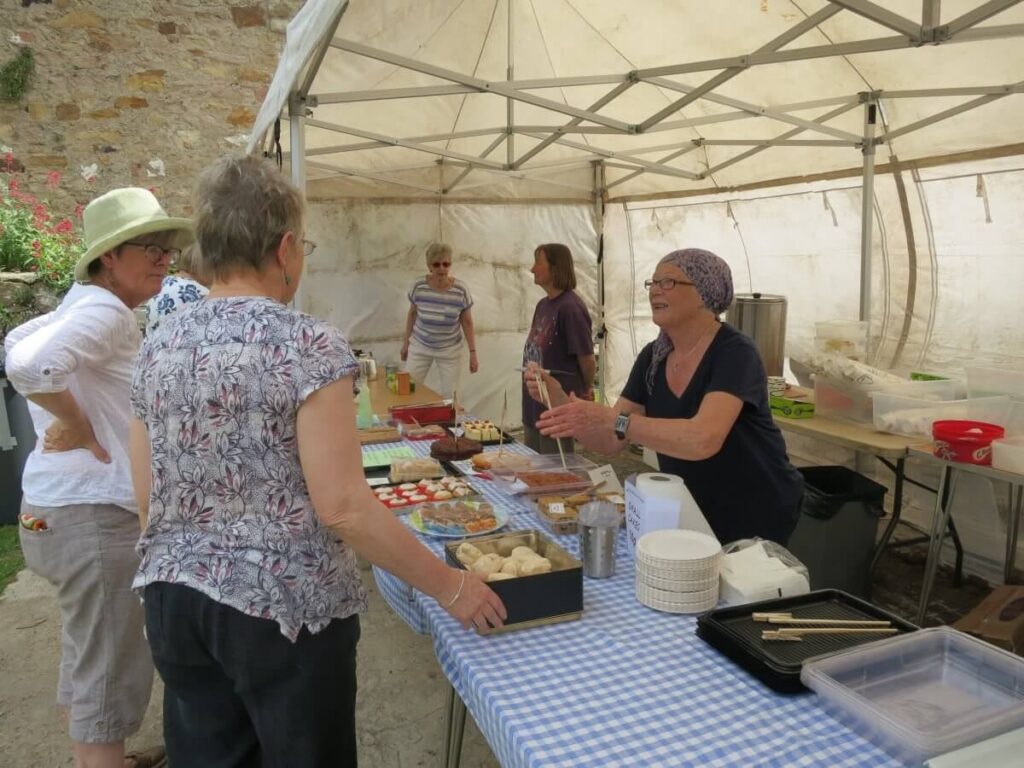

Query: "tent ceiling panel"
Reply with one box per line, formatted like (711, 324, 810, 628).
(255, 0, 1024, 200)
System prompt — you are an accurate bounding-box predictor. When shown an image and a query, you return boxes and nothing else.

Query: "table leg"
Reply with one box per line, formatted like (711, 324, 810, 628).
(869, 458, 905, 581)
(917, 466, 959, 626)
(1006, 484, 1023, 585)
(946, 515, 965, 587)
(444, 683, 467, 768)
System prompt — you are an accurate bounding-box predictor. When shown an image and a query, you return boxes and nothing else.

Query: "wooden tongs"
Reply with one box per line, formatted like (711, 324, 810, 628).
(753, 612, 897, 642)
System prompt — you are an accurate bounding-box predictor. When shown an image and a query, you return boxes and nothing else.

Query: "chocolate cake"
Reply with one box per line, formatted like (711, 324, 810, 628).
(430, 435, 482, 461)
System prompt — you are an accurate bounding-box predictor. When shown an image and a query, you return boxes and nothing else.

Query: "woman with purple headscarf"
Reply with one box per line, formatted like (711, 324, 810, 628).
(525, 248, 803, 545)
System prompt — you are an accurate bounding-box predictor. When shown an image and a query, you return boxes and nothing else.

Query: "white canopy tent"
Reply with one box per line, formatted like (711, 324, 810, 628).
(251, 1, 1024, 578)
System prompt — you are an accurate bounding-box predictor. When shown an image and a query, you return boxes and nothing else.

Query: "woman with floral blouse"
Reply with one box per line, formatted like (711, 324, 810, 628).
(128, 154, 506, 767)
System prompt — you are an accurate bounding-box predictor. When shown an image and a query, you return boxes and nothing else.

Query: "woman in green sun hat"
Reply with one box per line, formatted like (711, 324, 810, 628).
(4, 186, 191, 768)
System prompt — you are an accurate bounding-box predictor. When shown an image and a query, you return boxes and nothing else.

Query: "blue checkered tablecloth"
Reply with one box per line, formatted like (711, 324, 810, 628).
(368, 440, 903, 767)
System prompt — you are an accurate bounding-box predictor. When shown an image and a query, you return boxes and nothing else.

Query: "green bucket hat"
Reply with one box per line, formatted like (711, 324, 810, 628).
(74, 187, 194, 283)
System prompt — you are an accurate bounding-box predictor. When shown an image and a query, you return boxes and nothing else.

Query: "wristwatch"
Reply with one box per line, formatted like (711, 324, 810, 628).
(614, 412, 631, 441)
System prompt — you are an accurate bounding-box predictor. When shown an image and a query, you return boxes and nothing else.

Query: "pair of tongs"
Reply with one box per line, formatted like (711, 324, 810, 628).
(753, 612, 896, 642)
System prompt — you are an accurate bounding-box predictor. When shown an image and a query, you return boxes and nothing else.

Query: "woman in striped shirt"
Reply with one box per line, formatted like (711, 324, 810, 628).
(400, 242, 479, 397)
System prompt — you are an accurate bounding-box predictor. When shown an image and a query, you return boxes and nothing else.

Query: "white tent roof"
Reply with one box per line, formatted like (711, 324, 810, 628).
(251, 0, 1024, 201)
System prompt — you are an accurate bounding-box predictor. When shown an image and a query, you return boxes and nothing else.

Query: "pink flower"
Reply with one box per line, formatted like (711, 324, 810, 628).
(31, 239, 41, 254)
(55, 218, 73, 234)
(46, 171, 62, 189)
(74, 203, 85, 219)
(8, 177, 18, 192)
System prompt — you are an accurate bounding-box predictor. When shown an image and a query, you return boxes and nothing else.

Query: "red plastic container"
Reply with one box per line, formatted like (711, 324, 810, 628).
(389, 403, 456, 426)
(932, 420, 1005, 465)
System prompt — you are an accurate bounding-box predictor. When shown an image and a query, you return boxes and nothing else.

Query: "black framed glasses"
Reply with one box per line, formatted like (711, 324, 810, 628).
(431, 261, 451, 268)
(644, 277, 694, 291)
(123, 241, 180, 266)
(302, 238, 317, 257)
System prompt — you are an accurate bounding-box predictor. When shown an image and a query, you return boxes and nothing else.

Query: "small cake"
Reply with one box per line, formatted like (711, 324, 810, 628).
(399, 482, 417, 491)
(430, 435, 482, 461)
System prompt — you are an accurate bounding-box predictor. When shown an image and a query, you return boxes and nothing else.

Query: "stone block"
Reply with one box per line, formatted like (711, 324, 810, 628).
(27, 102, 47, 120)
(55, 103, 80, 121)
(158, 22, 177, 35)
(114, 97, 148, 109)
(51, 10, 104, 29)
(202, 61, 234, 79)
(87, 108, 120, 119)
(28, 154, 68, 169)
(237, 67, 267, 83)
(126, 70, 166, 92)
(173, 129, 201, 150)
(230, 6, 266, 28)
(226, 106, 255, 127)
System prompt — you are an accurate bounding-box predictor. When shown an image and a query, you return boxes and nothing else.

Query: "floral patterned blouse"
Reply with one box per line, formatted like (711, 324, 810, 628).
(144, 275, 209, 334)
(130, 296, 367, 641)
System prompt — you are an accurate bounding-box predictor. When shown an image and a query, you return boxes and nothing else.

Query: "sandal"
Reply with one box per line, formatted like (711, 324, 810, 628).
(125, 746, 167, 768)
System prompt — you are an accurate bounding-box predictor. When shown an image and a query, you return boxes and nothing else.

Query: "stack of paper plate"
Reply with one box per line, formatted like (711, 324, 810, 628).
(635, 529, 722, 614)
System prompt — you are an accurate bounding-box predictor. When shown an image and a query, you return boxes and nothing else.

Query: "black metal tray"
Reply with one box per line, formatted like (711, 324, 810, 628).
(696, 590, 918, 694)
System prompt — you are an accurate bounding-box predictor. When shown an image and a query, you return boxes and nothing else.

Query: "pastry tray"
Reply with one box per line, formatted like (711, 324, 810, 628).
(448, 425, 517, 447)
(695, 590, 918, 693)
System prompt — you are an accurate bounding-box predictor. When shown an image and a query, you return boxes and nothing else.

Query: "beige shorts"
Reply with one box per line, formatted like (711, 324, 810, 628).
(19, 501, 153, 744)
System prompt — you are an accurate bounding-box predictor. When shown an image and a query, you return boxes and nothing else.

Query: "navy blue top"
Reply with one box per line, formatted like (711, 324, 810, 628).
(621, 323, 803, 545)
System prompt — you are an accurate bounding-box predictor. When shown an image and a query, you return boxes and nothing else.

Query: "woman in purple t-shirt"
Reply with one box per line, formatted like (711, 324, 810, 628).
(522, 243, 595, 454)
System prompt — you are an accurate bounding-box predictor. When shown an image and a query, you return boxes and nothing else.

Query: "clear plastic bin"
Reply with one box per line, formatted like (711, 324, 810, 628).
(802, 627, 1024, 765)
(814, 376, 955, 426)
(815, 319, 869, 360)
(871, 394, 1012, 438)
(992, 437, 1024, 474)
(967, 366, 1024, 401)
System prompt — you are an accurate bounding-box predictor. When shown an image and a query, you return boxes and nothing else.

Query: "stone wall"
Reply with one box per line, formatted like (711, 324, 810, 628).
(0, 0, 305, 219)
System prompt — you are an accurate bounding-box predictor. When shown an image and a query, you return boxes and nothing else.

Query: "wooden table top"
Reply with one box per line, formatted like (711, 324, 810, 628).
(367, 377, 446, 417)
(774, 414, 924, 459)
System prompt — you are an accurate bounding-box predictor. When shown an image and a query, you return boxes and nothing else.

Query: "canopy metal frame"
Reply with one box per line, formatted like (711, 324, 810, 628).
(263, 0, 1024, 393)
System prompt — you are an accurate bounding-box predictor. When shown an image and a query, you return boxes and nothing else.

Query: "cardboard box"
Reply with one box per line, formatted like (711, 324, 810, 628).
(953, 585, 1024, 655)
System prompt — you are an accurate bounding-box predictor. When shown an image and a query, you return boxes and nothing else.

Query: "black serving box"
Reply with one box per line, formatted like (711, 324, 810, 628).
(696, 589, 918, 693)
(444, 529, 583, 634)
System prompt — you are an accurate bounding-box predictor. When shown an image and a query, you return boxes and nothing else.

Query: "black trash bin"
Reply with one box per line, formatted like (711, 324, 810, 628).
(786, 466, 887, 598)
(1, 375, 36, 525)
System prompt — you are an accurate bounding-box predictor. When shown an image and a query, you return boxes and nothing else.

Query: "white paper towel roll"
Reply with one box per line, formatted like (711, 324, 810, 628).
(625, 473, 716, 552)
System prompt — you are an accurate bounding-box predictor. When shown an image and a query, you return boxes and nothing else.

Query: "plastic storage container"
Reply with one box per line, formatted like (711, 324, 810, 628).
(992, 437, 1024, 474)
(871, 394, 1012, 438)
(815, 319, 869, 360)
(801, 627, 1024, 765)
(786, 467, 886, 597)
(814, 376, 955, 426)
(967, 366, 1024, 401)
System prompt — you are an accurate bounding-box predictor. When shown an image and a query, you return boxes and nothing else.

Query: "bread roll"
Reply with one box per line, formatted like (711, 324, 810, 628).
(455, 542, 483, 566)
(510, 546, 538, 562)
(469, 553, 504, 576)
(486, 572, 516, 582)
(518, 557, 552, 576)
(500, 559, 519, 576)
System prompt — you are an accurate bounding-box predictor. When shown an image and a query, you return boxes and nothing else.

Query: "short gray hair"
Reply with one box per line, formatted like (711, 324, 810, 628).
(194, 154, 305, 279)
(425, 242, 452, 266)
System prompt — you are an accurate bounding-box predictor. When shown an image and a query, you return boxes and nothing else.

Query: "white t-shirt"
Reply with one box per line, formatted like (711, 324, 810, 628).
(4, 283, 141, 511)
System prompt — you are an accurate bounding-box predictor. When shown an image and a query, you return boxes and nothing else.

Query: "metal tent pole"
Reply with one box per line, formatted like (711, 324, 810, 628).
(593, 160, 607, 404)
(859, 96, 878, 359)
(289, 93, 308, 312)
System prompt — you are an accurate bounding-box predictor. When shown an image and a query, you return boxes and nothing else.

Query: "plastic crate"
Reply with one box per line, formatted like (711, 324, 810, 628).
(967, 366, 1024, 401)
(802, 627, 1024, 764)
(871, 394, 1012, 438)
(814, 376, 955, 426)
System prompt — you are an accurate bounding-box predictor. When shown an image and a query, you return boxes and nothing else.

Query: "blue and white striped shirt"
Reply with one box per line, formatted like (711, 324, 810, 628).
(408, 277, 473, 349)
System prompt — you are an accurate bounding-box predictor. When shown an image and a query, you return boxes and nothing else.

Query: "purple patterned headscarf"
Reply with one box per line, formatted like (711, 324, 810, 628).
(646, 248, 734, 393)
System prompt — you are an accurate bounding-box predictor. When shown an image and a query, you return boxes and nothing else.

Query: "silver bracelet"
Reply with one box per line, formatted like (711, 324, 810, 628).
(444, 570, 468, 608)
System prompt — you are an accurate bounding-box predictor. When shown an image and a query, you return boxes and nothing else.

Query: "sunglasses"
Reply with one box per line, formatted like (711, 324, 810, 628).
(431, 261, 451, 268)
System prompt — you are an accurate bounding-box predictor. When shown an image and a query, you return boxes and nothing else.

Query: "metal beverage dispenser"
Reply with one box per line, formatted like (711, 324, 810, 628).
(725, 293, 787, 376)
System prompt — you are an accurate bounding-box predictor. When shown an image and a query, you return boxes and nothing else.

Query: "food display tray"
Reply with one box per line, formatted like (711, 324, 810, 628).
(448, 426, 517, 447)
(444, 529, 583, 634)
(695, 590, 918, 693)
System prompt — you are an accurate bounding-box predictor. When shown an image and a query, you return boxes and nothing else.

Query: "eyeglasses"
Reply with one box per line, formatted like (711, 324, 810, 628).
(122, 241, 180, 266)
(302, 238, 317, 257)
(431, 261, 451, 268)
(644, 277, 695, 291)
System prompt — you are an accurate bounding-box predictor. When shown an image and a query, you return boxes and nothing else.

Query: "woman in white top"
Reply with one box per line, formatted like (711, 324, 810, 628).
(4, 187, 192, 768)
(400, 242, 479, 397)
